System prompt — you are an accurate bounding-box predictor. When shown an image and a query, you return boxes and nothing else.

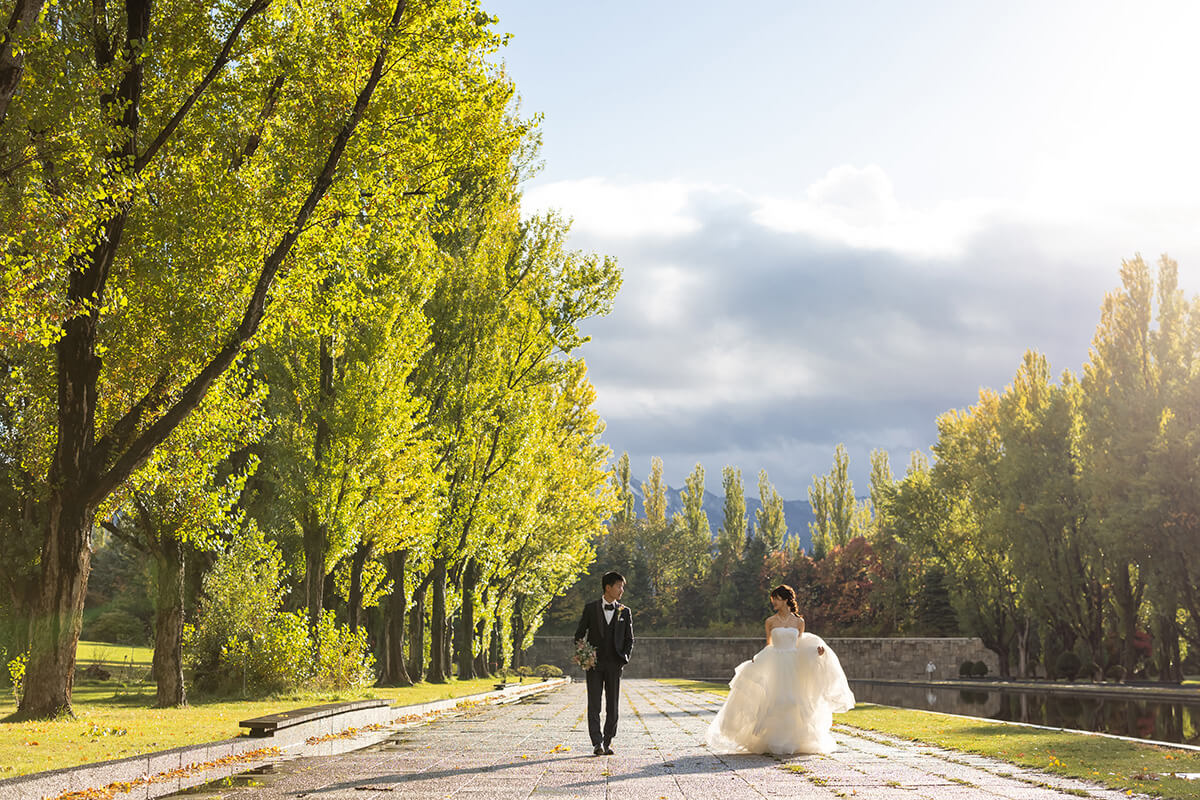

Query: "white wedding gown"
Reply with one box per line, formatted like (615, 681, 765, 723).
(706, 626, 855, 755)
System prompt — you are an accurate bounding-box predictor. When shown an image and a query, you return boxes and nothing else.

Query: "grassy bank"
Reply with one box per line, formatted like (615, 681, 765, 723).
(662, 679, 1200, 800)
(76, 640, 154, 667)
(0, 675, 512, 778)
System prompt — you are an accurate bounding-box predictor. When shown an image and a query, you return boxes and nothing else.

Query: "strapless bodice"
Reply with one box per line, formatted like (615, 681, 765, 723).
(769, 626, 800, 649)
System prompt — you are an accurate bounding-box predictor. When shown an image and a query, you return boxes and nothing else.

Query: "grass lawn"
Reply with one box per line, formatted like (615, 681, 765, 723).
(76, 640, 154, 670)
(661, 679, 1200, 800)
(0, 675, 514, 778)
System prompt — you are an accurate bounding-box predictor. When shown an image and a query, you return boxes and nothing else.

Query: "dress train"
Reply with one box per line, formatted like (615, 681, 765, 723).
(706, 626, 855, 755)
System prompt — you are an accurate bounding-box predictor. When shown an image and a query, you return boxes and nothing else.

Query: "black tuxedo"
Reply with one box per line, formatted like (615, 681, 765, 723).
(575, 599, 633, 747)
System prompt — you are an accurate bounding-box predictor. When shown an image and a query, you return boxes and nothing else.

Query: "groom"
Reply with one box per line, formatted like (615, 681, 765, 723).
(574, 571, 633, 755)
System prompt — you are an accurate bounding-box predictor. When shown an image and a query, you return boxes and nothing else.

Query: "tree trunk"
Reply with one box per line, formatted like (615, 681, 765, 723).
(489, 617, 502, 673)
(1155, 613, 1179, 683)
(152, 535, 186, 707)
(305, 333, 335, 636)
(348, 539, 370, 634)
(303, 521, 326, 633)
(473, 615, 489, 678)
(512, 597, 526, 670)
(1114, 565, 1143, 673)
(381, 549, 412, 686)
(474, 649, 487, 679)
(456, 557, 477, 680)
(428, 557, 448, 682)
(983, 624, 1012, 679)
(18, 491, 93, 719)
(407, 580, 426, 682)
(1016, 617, 1030, 679)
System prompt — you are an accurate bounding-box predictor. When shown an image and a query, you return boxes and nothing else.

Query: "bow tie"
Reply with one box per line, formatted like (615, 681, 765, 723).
(604, 603, 616, 611)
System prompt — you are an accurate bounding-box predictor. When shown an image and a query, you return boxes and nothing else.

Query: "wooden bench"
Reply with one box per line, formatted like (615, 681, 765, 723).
(239, 699, 390, 737)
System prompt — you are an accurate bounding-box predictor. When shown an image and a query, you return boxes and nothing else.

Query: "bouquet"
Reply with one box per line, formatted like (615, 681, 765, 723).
(572, 638, 597, 671)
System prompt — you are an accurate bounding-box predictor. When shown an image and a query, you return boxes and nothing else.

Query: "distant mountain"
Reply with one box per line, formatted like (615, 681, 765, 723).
(624, 476, 817, 554)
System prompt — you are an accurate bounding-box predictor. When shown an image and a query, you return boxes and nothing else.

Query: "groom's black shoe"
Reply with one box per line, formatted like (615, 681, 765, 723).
(593, 744, 604, 756)
(603, 741, 614, 755)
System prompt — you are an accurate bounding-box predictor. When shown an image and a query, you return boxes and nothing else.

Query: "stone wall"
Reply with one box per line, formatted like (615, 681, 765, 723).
(523, 636, 998, 681)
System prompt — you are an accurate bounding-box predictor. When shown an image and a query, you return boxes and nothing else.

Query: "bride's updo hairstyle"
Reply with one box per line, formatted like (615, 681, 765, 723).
(770, 585, 799, 615)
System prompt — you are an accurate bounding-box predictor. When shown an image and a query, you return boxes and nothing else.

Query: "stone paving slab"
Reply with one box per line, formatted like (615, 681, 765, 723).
(160, 679, 1157, 800)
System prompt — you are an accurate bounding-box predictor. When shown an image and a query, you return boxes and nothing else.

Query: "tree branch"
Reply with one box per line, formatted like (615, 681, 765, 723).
(92, 370, 172, 472)
(135, 0, 271, 172)
(230, 73, 284, 171)
(0, 0, 46, 124)
(99, 518, 143, 552)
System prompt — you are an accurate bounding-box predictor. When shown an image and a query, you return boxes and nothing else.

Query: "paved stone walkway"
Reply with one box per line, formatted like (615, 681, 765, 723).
(167, 679, 1150, 800)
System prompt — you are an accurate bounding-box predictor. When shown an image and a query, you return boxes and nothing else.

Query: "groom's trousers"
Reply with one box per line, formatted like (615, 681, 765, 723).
(585, 661, 622, 745)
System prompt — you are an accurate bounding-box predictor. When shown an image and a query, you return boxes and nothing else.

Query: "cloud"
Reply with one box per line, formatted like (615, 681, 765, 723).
(528, 169, 1200, 493)
(523, 177, 703, 239)
(752, 164, 988, 259)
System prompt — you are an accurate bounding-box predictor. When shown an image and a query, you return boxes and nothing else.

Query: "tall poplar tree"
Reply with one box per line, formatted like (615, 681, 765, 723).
(713, 466, 746, 620)
(808, 444, 868, 558)
(1080, 255, 1193, 677)
(717, 466, 746, 563)
(867, 449, 893, 541)
(808, 475, 832, 560)
(612, 452, 635, 525)
(641, 457, 668, 528)
(673, 462, 711, 577)
(754, 469, 787, 551)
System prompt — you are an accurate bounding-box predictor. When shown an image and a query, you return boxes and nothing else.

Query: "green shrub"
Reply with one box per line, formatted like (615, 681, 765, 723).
(84, 610, 148, 646)
(516, 665, 534, 679)
(311, 611, 375, 691)
(971, 660, 989, 678)
(1056, 651, 1082, 681)
(214, 610, 312, 694)
(1104, 663, 1127, 682)
(959, 660, 974, 677)
(186, 528, 375, 694)
(535, 664, 563, 679)
(187, 525, 287, 692)
(7, 651, 27, 704)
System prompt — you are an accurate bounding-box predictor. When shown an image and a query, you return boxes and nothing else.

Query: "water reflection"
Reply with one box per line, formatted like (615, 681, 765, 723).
(848, 681, 1200, 746)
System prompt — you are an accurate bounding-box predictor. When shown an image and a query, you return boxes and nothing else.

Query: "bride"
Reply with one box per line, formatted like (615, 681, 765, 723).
(706, 584, 855, 755)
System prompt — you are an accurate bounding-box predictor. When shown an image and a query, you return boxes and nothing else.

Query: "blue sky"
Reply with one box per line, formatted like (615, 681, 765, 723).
(489, 0, 1200, 497)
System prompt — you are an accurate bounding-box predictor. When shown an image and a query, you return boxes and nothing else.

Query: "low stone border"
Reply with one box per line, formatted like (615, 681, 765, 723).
(0, 678, 567, 800)
(240, 698, 390, 736)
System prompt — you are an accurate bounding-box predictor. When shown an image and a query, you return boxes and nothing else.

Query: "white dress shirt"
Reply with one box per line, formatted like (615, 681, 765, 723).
(601, 596, 618, 624)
